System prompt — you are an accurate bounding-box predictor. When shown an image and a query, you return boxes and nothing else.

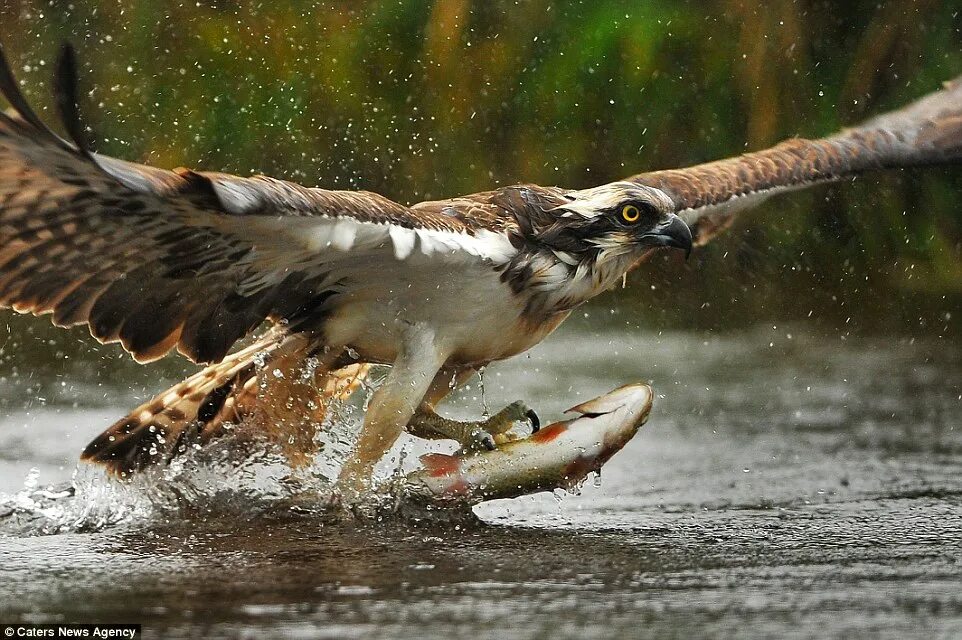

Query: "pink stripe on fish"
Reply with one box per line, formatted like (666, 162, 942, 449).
(530, 422, 567, 443)
(419, 453, 460, 477)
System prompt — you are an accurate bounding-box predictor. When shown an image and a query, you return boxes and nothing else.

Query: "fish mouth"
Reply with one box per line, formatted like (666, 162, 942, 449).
(566, 383, 653, 426)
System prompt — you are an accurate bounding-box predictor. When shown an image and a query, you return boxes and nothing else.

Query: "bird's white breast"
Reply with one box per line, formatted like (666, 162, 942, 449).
(320, 248, 536, 367)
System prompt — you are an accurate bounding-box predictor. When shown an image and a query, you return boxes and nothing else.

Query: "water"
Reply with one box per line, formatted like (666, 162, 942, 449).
(1, 324, 961, 639)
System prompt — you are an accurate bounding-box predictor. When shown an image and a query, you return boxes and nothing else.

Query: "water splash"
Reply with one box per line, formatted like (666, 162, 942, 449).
(477, 365, 489, 418)
(0, 373, 470, 535)
(0, 466, 154, 536)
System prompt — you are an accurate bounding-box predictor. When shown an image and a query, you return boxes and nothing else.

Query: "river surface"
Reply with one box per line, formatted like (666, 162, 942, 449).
(0, 323, 960, 639)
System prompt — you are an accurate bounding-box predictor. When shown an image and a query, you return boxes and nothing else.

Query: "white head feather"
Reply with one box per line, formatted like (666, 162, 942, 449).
(560, 181, 674, 218)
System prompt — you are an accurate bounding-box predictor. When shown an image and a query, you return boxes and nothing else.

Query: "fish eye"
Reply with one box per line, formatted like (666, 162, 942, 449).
(620, 204, 641, 224)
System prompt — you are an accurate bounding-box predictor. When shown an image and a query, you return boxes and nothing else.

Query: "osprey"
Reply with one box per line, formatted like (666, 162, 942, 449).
(1, 46, 960, 499)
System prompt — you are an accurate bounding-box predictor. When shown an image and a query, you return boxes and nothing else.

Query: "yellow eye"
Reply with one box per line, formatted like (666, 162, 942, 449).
(621, 204, 641, 223)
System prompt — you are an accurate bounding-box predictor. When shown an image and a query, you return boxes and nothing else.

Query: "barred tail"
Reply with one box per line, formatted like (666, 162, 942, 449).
(81, 333, 369, 477)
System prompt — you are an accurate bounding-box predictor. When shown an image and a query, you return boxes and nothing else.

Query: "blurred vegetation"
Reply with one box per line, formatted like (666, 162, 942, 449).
(1, 0, 962, 384)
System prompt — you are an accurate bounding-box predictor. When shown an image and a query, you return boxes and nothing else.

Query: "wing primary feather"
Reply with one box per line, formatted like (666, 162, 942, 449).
(53, 43, 94, 160)
(0, 44, 73, 150)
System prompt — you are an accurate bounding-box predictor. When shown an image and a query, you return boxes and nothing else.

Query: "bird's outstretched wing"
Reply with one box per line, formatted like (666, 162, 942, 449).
(0, 45, 514, 364)
(626, 76, 962, 246)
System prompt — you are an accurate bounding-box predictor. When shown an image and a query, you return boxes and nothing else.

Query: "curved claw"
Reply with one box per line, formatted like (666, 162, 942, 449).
(525, 408, 540, 433)
(479, 432, 497, 451)
(466, 430, 496, 452)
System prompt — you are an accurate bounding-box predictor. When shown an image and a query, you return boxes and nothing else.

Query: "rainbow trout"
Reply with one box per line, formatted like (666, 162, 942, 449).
(403, 383, 653, 505)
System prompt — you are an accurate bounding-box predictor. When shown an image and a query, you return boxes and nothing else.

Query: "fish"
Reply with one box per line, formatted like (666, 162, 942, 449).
(403, 383, 654, 505)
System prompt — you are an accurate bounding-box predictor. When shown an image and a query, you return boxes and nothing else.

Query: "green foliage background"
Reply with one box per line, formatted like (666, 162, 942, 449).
(1, 0, 961, 379)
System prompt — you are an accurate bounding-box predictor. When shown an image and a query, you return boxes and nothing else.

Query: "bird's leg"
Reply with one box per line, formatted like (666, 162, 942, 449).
(335, 328, 443, 502)
(407, 368, 540, 451)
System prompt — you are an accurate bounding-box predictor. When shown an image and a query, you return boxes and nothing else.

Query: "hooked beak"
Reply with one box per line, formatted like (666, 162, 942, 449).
(639, 214, 693, 259)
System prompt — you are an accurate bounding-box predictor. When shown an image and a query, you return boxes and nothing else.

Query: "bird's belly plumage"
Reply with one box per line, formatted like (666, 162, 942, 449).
(319, 253, 560, 367)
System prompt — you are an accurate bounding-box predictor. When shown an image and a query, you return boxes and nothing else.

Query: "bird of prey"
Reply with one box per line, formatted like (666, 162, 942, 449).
(1, 45, 960, 500)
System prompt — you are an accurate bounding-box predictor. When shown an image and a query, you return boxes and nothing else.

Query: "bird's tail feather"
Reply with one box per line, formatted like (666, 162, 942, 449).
(81, 333, 369, 477)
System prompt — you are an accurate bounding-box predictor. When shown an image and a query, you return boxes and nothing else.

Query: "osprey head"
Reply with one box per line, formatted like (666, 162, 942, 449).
(503, 181, 693, 314)
(548, 181, 692, 261)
